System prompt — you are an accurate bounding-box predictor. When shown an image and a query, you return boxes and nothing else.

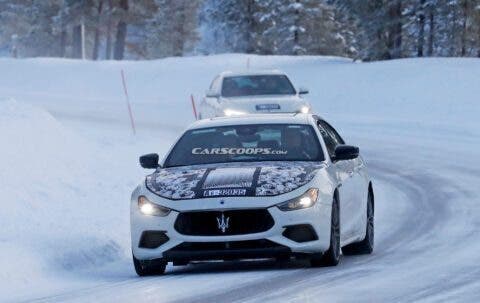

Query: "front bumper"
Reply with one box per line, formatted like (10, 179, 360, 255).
(131, 202, 332, 262)
(163, 239, 291, 261)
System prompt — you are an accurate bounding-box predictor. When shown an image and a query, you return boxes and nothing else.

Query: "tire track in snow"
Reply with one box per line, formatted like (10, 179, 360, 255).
(30, 157, 455, 303)
(167, 160, 454, 303)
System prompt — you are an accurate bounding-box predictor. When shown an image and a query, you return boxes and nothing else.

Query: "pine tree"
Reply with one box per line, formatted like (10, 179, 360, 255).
(145, 0, 201, 58)
(252, 0, 280, 54)
(0, 0, 65, 58)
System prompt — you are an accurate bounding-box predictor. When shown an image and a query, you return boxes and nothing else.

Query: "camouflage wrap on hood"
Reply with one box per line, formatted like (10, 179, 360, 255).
(145, 161, 324, 200)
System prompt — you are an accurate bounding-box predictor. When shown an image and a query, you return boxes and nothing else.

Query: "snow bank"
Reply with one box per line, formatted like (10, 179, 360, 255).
(0, 99, 130, 301)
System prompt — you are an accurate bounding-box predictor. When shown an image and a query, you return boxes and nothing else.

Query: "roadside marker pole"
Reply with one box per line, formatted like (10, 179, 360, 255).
(120, 69, 136, 135)
(190, 94, 198, 120)
(247, 57, 250, 69)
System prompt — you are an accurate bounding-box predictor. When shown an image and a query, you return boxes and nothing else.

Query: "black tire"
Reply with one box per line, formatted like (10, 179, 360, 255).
(342, 189, 374, 255)
(133, 255, 167, 276)
(310, 194, 340, 267)
(275, 255, 291, 263)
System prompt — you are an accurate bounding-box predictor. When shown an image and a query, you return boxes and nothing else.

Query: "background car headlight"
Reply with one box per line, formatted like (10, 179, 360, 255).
(138, 196, 171, 216)
(224, 109, 246, 116)
(277, 188, 319, 211)
(300, 106, 310, 114)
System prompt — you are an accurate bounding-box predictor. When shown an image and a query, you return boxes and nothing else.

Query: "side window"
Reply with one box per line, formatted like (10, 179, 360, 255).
(317, 122, 336, 157)
(319, 121, 345, 145)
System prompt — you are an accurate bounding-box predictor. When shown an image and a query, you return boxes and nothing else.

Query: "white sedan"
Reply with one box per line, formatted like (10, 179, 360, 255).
(131, 114, 374, 275)
(198, 70, 312, 119)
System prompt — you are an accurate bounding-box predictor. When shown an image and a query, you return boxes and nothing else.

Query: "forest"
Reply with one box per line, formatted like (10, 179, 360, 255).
(1, 0, 479, 61)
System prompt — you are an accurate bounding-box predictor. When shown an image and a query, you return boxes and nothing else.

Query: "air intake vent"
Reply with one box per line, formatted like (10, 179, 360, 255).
(282, 224, 318, 243)
(139, 231, 169, 249)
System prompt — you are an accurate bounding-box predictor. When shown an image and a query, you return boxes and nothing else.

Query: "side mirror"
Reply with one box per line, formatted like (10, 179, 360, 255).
(206, 89, 220, 98)
(333, 145, 359, 161)
(139, 153, 160, 169)
(298, 87, 309, 95)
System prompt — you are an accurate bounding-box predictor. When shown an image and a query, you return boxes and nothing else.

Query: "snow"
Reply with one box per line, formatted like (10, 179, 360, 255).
(0, 54, 479, 302)
(0, 98, 129, 300)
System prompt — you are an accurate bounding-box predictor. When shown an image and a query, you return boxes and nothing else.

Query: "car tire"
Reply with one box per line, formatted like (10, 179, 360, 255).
(342, 189, 374, 255)
(310, 194, 340, 267)
(133, 254, 167, 276)
(275, 255, 291, 263)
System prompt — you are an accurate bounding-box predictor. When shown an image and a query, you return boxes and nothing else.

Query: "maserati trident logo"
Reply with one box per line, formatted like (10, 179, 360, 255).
(216, 213, 230, 233)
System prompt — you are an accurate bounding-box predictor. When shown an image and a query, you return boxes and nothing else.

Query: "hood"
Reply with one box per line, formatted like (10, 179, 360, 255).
(146, 161, 324, 200)
(220, 95, 307, 113)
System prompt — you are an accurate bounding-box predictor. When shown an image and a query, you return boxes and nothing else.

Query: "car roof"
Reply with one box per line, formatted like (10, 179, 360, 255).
(188, 113, 319, 130)
(217, 69, 287, 78)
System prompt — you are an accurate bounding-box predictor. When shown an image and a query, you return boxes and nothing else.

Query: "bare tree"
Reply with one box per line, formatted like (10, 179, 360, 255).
(417, 0, 426, 56)
(72, 25, 82, 58)
(427, 4, 435, 56)
(114, 0, 128, 60)
(460, 0, 468, 56)
(105, 0, 113, 59)
(92, 0, 103, 60)
(387, 0, 403, 59)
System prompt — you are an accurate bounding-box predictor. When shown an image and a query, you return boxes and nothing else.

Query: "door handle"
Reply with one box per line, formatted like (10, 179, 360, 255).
(347, 170, 354, 176)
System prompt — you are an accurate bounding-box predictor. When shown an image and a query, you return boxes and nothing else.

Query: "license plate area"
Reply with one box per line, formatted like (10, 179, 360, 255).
(256, 104, 281, 111)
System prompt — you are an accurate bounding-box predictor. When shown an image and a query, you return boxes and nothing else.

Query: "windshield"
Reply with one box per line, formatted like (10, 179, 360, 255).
(164, 124, 324, 167)
(221, 75, 296, 97)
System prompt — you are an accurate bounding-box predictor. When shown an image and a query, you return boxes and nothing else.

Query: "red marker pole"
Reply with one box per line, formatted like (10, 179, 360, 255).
(120, 69, 136, 135)
(190, 94, 198, 120)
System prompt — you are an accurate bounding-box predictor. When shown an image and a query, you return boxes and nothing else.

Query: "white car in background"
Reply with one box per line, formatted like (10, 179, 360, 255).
(198, 70, 312, 119)
(131, 114, 374, 276)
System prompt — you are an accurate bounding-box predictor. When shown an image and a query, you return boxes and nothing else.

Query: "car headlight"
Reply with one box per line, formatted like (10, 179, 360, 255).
(277, 188, 319, 211)
(223, 109, 246, 116)
(300, 106, 310, 114)
(138, 196, 171, 216)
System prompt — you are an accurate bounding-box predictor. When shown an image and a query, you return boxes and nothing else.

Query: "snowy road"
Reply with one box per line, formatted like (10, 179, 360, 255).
(28, 128, 480, 303)
(1, 55, 479, 302)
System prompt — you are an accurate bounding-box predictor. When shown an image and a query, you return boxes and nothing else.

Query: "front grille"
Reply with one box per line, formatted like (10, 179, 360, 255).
(174, 209, 274, 236)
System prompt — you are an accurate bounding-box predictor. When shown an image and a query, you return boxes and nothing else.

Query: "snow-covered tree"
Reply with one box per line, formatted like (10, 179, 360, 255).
(199, 0, 256, 53)
(200, 0, 356, 56)
(0, 0, 65, 57)
(145, 0, 202, 58)
(0, 0, 479, 60)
